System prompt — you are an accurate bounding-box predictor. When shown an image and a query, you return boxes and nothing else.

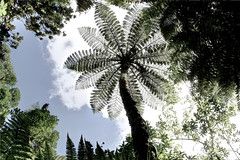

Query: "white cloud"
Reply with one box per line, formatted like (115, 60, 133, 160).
(47, 10, 94, 109)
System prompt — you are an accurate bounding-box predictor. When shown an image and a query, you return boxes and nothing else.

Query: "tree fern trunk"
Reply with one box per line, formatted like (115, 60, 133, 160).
(119, 74, 149, 160)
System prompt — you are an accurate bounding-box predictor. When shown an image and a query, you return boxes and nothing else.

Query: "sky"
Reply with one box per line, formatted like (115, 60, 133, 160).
(10, 3, 162, 155)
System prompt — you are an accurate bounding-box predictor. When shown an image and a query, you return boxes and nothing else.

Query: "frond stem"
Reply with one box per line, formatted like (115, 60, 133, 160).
(134, 54, 167, 60)
(132, 63, 160, 86)
(100, 17, 124, 56)
(127, 27, 146, 55)
(107, 66, 121, 82)
(129, 66, 158, 99)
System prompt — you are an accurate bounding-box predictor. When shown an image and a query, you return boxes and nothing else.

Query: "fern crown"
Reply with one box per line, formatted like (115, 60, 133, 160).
(65, 3, 169, 118)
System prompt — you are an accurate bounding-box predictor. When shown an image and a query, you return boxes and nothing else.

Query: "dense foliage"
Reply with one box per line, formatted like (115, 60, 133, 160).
(76, 0, 93, 12)
(137, 1, 240, 96)
(0, 0, 73, 49)
(0, 43, 20, 126)
(0, 106, 59, 159)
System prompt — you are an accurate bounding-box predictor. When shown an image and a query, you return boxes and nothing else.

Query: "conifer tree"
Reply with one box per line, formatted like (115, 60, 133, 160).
(94, 142, 105, 160)
(106, 150, 114, 160)
(66, 134, 77, 160)
(85, 140, 94, 160)
(78, 135, 87, 160)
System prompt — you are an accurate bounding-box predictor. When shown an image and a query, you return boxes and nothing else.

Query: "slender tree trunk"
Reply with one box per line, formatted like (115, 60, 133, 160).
(119, 74, 149, 160)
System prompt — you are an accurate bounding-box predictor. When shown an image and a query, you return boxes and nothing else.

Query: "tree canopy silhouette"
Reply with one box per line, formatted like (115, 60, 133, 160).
(141, 1, 240, 96)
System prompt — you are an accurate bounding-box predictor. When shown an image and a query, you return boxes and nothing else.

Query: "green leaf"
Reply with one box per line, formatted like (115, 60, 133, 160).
(0, 0, 7, 17)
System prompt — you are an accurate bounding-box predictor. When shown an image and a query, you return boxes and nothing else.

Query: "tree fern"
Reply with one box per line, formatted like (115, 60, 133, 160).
(65, 3, 169, 117)
(65, 3, 172, 159)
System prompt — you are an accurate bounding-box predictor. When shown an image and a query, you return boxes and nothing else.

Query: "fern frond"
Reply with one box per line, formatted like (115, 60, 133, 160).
(55, 155, 66, 160)
(123, 5, 143, 43)
(126, 11, 146, 52)
(94, 3, 125, 53)
(126, 72, 144, 114)
(9, 145, 33, 159)
(141, 31, 166, 50)
(0, 115, 33, 159)
(139, 82, 163, 109)
(65, 49, 117, 73)
(131, 63, 166, 100)
(107, 72, 144, 118)
(76, 70, 106, 89)
(78, 27, 110, 51)
(107, 84, 123, 118)
(107, 72, 145, 118)
(134, 17, 165, 51)
(136, 44, 169, 66)
(90, 67, 121, 112)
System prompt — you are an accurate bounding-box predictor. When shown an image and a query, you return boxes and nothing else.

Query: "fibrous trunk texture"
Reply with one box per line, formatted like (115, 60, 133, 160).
(119, 74, 149, 160)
